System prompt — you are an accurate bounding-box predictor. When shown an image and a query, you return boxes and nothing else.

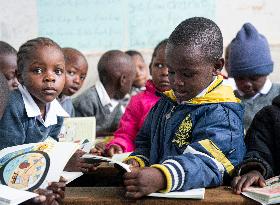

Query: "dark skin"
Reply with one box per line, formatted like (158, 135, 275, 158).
(0, 54, 19, 90)
(101, 54, 136, 100)
(234, 75, 267, 99)
(17, 46, 66, 118)
(131, 54, 148, 88)
(61, 49, 88, 96)
(231, 170, 266, 194)
(107, 44, 170, 157)
(23, 177, 67, 205)
(123, 45, 224, 198)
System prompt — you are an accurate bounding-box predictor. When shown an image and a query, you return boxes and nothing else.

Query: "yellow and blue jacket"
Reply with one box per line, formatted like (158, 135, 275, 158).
(128, 76, 246, 192)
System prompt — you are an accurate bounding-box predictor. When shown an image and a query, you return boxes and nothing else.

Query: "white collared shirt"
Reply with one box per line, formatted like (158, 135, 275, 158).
(196, 76, 217, 98)
(95, 81, 124, 113)
(18, 84, 69, 127)
(236, 78, 272, 100)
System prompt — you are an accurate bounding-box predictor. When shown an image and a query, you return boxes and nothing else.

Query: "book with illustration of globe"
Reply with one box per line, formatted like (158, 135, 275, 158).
(0, 140, 78, 205)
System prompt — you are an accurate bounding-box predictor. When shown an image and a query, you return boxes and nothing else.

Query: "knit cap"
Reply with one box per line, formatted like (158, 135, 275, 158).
(229, 23, 273, 77)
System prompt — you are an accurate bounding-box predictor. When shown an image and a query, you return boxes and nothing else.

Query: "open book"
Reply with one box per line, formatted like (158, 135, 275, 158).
(0, 140, 78, 204)
(82, 154, 131, 172)
(58, 117, 96, 145)
(242, 175, 280, 205)
(0, 185, 38, 205)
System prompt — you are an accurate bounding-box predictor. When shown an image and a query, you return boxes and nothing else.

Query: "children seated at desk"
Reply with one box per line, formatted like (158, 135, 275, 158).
(232, 94, 280, 194)
(73, 50, 136, 137)
(0, 41, 19, 90)
(105, 39, 170, 156)
(0, 72, 66, 205)
(57, 47, 88, 117)
(228, 23, 280, 131)
(0, 37, 95, 172)
(125, 50, 149, 96)
(123, 17, 246, 198)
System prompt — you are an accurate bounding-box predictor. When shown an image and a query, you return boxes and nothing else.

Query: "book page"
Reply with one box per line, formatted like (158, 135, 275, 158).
(148, 188, 205, 199)
(0, 141, 78, 191)
(58, 117, 96, 144)
(82, 154, 131, 172)
(0, 184, 38, 205)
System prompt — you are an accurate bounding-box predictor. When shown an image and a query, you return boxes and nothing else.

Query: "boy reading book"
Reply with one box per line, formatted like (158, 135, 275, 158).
(123, 17, 245, 198)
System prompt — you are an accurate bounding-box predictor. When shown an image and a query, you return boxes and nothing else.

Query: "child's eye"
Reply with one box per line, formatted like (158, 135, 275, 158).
(183, 73, 193, 78)
(55, 68, 64, 75)
(68, 71, 75, 76)
(168, 71, 175, 75)
(33, 67, 43, 74)
(155, 63, 164, 69)
(80, 76, 86, 81)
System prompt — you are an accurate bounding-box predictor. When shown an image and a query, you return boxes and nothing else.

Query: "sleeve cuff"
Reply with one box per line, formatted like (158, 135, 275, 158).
(151, 164, 172, 193)
(125, 156, 147, 167)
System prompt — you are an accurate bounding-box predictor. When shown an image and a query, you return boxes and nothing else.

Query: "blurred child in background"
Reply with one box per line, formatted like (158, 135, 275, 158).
(106, 39, 170, 156)
(58, 47, 88, 116)
(125, 50, 149, 96)
(0, 41, 19, 90)
(73, 50, 136, 137)
(229, 23, 280, 131)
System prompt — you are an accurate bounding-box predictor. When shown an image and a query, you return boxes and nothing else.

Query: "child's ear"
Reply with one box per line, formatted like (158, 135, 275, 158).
(213, 58, 225, 76)
(16, 70, 24, 85)
(119, 74, 126, 87)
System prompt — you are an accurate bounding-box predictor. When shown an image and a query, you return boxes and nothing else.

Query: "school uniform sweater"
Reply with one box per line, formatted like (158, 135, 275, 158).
(127, 76, 246, 192)
(0, 89, 64, 149)
(58, 95, 75, 117)
(234, 83, 280, 131)
(72, 86, 123, 133)
(235, 95, 280, 179)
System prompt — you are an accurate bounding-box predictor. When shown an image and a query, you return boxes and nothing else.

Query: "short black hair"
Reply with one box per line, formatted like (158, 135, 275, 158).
(62, 47, 88, 69)
(0, 72, 9, 119)
(125, 50, 143, 58)
(97, 50, 132, 85)
(17, 37, 62, 73)
(149, 39, 168, 70)
(167, 17, 223, 63)
(0, 41, 17, 56)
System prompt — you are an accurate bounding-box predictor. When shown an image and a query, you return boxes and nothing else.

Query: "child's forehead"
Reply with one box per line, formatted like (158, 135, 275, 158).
(166, 44, 209, 65)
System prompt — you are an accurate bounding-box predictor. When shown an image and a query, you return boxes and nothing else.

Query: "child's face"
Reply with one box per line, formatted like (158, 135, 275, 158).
(19, 46, 65, 108)
(0, 54, 19, 90)
(235, 75, 267, 98)
(132, 55, 148, 88)
(150, 46, 170, 92)
(62, 56, 88, 96)
(166, 45, 218, 102)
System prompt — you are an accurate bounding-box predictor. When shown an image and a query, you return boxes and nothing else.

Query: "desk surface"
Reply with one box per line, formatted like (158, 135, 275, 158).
(64, 186, 258, 205)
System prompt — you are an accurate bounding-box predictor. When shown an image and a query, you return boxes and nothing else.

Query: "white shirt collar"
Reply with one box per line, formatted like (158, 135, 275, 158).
(18, 84, 69, 127)
(95, 81, 120, 112)
(237, 78, 272, 100)
(196, 76, 217, 97)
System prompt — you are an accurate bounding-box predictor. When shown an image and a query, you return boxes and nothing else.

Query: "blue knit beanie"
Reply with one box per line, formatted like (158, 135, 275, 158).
(229, 23, 273, 77)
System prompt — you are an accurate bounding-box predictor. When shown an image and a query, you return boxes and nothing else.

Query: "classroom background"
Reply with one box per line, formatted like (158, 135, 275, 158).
(1, 0, 280, 96)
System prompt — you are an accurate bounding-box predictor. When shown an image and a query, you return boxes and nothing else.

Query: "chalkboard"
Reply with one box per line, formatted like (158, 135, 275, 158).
(37, 0, 215, 51)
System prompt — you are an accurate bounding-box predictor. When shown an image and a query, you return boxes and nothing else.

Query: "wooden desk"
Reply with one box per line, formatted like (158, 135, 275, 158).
(64, 186, 258, 205)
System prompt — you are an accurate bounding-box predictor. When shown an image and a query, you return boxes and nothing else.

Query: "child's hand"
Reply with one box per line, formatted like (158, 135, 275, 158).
(107, 144, 123, 157)
(47, 177, 67, 203)
(27, 189, 57, 205)
(231, 170, 266, 194)
(123, 158, 140, 168)
(64, 149, 98, 172)
(90, 142, 106, 156)
(123, 167, 166, 198)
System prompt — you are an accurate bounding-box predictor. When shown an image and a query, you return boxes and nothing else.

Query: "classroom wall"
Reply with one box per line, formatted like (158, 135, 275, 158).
(0, 0, 280, 96)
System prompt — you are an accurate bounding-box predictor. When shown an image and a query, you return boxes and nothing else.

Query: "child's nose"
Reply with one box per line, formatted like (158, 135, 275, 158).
(44, 73, 55, 82)
(73, 76, 81, 85)
(161, 67, 168, 76)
